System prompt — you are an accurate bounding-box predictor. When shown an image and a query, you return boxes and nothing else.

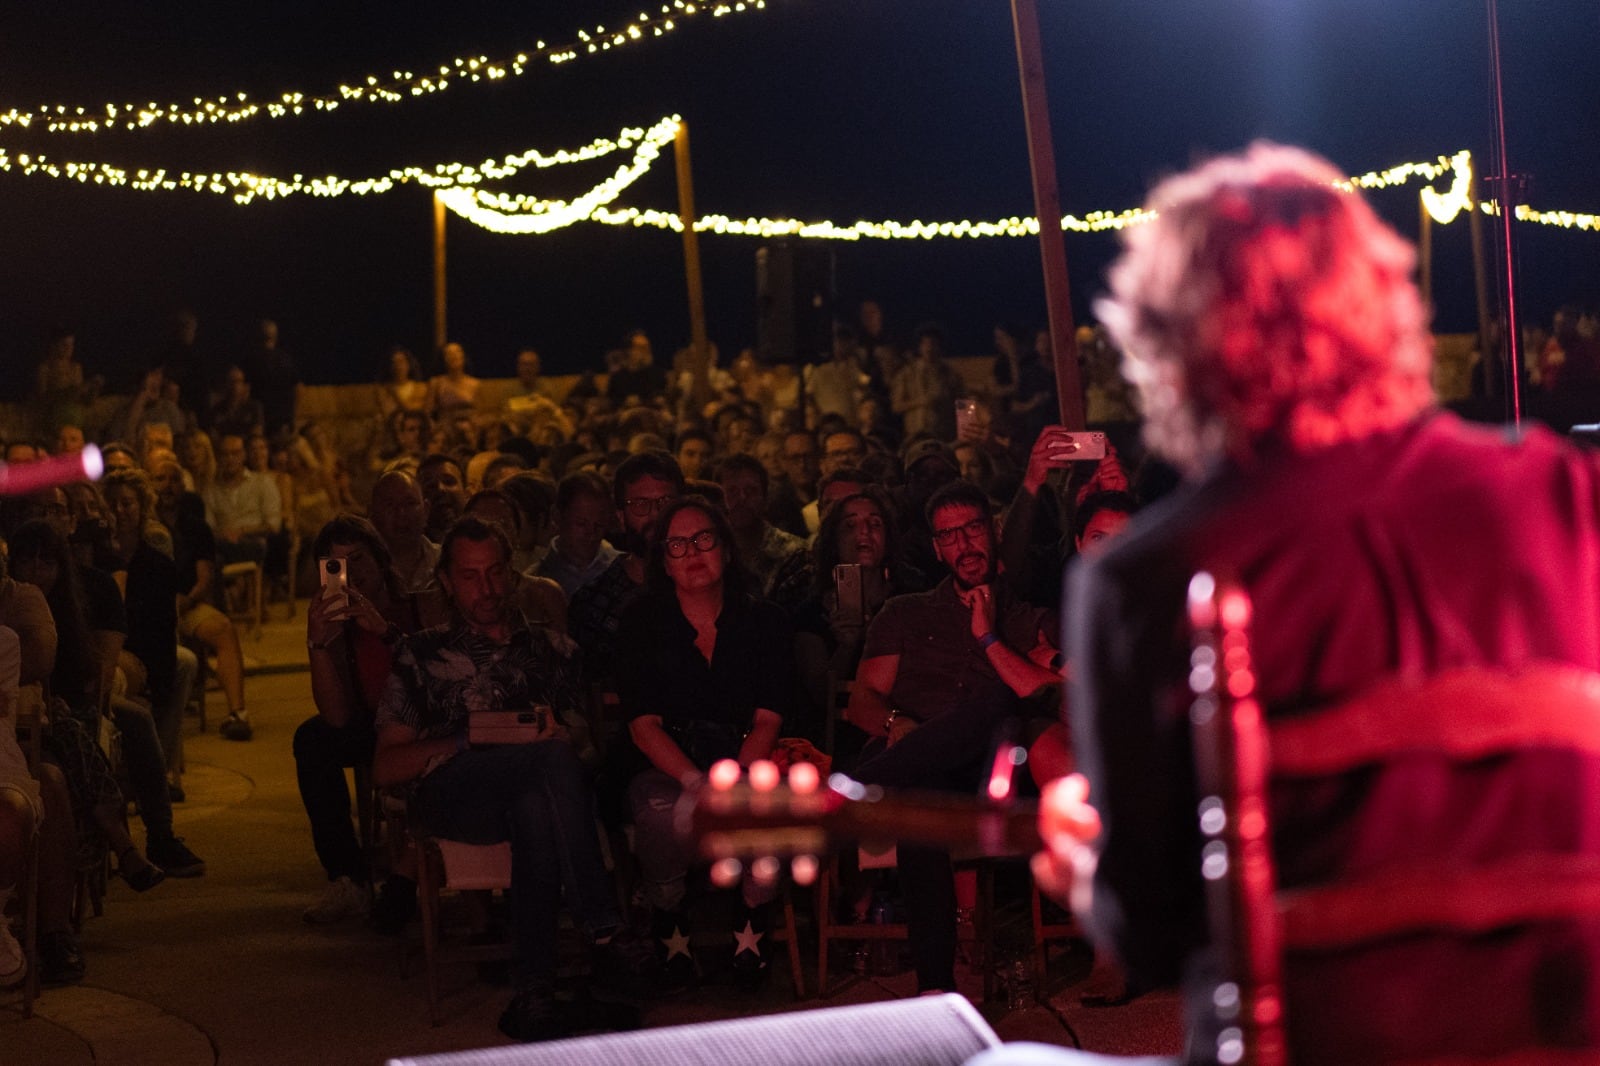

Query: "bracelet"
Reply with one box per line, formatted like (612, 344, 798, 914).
(977, 632, 1000, 650)
(883, 706, 898, 734)
(307, 636, 338, 652)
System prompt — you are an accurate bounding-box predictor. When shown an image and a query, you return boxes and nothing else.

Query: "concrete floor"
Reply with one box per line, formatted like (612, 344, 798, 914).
(2, 603, 1183, 1065)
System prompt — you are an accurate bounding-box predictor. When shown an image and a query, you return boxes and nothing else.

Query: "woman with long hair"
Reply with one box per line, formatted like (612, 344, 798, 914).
(613, 497, 793, 988)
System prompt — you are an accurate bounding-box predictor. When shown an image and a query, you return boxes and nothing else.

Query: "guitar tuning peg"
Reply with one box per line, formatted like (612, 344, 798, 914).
(748, 758, 779, 793)
(790, 854, 819, 886)
(751, 856, 780, 888)
(709, 758, 742, 791)
(788, 761, 820, 795)
(710, 857, 743, 887)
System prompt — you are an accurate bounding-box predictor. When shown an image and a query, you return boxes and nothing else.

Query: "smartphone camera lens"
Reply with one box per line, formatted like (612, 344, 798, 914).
(325, 559, 342, 575)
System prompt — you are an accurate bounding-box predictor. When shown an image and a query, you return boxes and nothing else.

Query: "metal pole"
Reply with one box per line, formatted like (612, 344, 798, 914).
(674, 121, 713, 408)
(1010, 0, 1085, 431)
(1418, 190, 1433, 313)
(432, 191, 448, 354)
(1468, 171, 1495, 398)
(1485, 0, 1521, 426)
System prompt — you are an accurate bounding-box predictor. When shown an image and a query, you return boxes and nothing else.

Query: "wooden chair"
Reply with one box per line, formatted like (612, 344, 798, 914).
(221, 560, 263, 639)
(412, 832, 515, 1026)
(1187, 572, 1600, 1065)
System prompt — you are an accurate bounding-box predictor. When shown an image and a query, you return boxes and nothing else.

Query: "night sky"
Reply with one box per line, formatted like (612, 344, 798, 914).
(0, 0, 1595, 396)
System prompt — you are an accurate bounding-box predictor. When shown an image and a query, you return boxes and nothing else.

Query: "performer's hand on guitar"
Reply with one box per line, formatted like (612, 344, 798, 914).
(1032, 773, 1103, 919)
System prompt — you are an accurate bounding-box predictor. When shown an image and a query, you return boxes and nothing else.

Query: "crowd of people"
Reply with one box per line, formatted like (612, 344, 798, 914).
(0, 294, 1164, 1041)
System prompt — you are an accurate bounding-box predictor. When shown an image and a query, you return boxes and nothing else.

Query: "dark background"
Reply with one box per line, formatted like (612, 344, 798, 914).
(0, 0, 1595, 394)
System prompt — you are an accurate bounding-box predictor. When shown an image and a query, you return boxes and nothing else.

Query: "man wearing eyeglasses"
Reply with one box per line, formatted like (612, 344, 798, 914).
(844, 479, 1062, 996)
(567, 451, 684, 687)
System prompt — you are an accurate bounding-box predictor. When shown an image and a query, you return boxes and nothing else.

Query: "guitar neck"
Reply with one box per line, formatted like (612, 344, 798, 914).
(686, 780, 1042, 863)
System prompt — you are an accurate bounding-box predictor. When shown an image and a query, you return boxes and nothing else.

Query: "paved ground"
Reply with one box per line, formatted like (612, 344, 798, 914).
(2, 604, 1183, 1065)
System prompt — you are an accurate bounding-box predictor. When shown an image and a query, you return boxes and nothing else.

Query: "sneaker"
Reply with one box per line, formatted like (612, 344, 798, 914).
(592, 926, 663, 999)
(650, 908, 697, 993)
(219, 713, 253, 741)
(147, 835, 206, 878)
(730, 904, 772, 987)
(0, 908, 24, 991)
(497, 988, 570, 1043)
(369, 875, 417, 935)
(38, 929, 85, 986)
(303, 876, 369, 924)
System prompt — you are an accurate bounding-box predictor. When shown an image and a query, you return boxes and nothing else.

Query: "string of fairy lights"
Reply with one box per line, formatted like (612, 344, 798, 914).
(0, 3, 1592, 237)
(0, 116, 680, 206)
(0, 1, 768, 134)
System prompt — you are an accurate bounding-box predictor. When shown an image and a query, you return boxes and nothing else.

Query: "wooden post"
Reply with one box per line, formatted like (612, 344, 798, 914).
(1010, 0, 1085, 431)
(674, 121, 712, 408)
(432, 191, 448, 354)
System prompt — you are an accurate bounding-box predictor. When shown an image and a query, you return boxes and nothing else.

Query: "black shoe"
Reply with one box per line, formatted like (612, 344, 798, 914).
(498, 988, 570, 1043)
(651, 909, 697, 993)
(730, 904, 772, 988)
(168, 781, 186, 804)
(38, 930, 85, 986)
(219, 713, 253, 741)
(370, 875, 417, 935)
(117, 849, 166, 892)
(562, 985, 642, 1032)
(592, 926, 663, 999)
(147, 835, 206, 878)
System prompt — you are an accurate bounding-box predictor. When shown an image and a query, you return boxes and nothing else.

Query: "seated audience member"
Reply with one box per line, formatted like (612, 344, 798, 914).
(998, 426, 1131, 610)
(369, 470, 438, 593)
(374, 516, 657, 1042)
(426, 342, 481, 423)
(374, 409, 430, 473)
(898, 438, 962, 578)
(481, 453, 530, 492)
(539, 472, 619, 600)
(495, 473, 558, 568)
(181, 430, 218, 498)
(568, 452, 684, 686)
(0, 530, 164, 892)
(210, 365, 266, 441)
(605, 330, 669, 408)
(106, 367, 185, 446)
(463, 489, 568, 636)
(100, 442, 138, 474)
(766, 430, 819, 538)
(843, 480, 1061, 995)
(55, 424, 86, 456)
(376, 346, 428, 424)
(673, 429, 713, 483)
(0, 623, 39, 990)
(764, 466, 885, 614)
(714, 454, 805, 600)
(151, 457, 250, 745)
(791, 486, 916, 747)
(10, 519, 204, 878)
(203, 433, 284, 574)
(298, 515, 437, 924)
(615, 498, 791, 986)
(416, 453, 467, 542)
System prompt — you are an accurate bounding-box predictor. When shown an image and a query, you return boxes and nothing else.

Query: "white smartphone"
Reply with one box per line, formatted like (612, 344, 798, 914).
(1051, 431, 1107, 462)
(319, 557, 349, 610)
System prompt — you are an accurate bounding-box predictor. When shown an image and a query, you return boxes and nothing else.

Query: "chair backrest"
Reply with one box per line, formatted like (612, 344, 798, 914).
(1187, 571, 1600, 1065)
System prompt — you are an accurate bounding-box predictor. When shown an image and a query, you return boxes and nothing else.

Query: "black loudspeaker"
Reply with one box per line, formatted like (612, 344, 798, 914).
(387, 994, 1001, 1066)
(756, 239, 836, 365)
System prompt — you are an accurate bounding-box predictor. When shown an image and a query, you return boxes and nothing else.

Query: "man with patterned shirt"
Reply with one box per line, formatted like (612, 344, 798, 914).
(374, 515, 655, 1043)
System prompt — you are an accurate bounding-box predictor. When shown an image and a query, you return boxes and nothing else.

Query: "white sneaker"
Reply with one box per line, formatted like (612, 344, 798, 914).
(0, 894, 25, 990)
(302, 876, 369, 924)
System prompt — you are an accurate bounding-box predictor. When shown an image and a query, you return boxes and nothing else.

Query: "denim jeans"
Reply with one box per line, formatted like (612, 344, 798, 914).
(414, 739, 621, 987)
(293, 715, 376, 883)
(109, 698, 174, 842)
(151, 645, 198, 776)
(627, 768, 777, 912)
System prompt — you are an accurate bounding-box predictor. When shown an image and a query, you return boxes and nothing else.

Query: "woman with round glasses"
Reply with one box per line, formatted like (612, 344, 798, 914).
(613, 496, 794, 989)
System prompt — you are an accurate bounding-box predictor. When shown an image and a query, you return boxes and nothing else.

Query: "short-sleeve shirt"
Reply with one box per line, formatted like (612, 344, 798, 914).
(120, 543, 179, 695)
(861, 576, 1051, 722)
(376, 613, 580, 745)
(613, 590, 794, 735)
(567, 555, 645, 684)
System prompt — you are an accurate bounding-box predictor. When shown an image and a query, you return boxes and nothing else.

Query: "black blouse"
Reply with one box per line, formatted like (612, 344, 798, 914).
(613, 590, 794, 737)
